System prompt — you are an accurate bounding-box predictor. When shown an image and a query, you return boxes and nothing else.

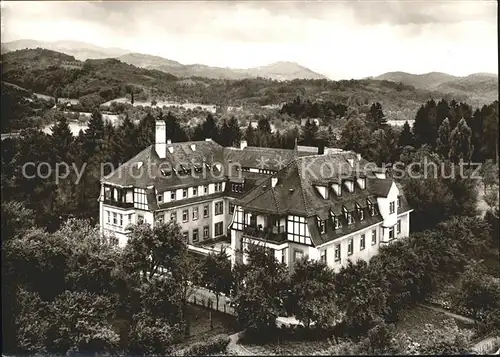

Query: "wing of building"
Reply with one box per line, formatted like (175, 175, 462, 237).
(99, 120, 413, 271)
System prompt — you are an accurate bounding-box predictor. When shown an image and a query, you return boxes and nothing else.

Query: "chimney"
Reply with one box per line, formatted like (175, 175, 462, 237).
(240, 140, 248, 150)
(205, 138, 212, 142)
(271, 177, 278, 187)
(356, 153, 361, 161)
(167, 139, 172, 144)
(190, 144, 196, 151)
(155, 120, 166, 158)
(168, 146, 174, 154)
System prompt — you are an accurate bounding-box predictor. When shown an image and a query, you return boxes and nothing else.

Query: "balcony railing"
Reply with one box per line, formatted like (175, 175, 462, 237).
(103, 199, 134, 209)
(243, 225, 287, 243)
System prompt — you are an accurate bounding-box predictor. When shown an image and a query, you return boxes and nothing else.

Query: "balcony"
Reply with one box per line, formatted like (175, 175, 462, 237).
(103, 199, 134, 209)
(243, 225, 287, 243)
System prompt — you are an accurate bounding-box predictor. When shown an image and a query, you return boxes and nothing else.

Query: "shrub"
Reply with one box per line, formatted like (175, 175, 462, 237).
(180, 334, 230, 356)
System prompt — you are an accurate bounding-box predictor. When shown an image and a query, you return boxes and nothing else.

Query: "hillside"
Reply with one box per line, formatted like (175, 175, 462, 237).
(1, 39, 130, 60)
(373, 71, 498, 104)
(117, 53, 327, 80)
(1, 48, 489, 121)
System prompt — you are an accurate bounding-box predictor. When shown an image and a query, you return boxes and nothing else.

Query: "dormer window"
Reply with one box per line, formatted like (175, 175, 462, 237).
(397, 195, 401, 208)
(389, 201, 395, 214)
(330, 211, 342, 229)
(367, 200, 375, 216)
(315, 185, 328, 199)
(171, 191, 176, 200)
(160, 169, 172, 177)
(183, 189, 188, 198)
(331, 183, 341, 196)
(344, 180, 354, 193)
(157, 193, 163, 202)
(317, 217, 326, 234)
(357, 177, 366, 190)
(356, 203, 364, 221)
(343, 206, 354, 225)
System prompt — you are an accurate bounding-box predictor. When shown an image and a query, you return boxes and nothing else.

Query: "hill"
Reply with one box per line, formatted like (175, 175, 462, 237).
(2, 48, 491, 121)
(372, 71, 498, 104)
(117, 53, 327, 80)
(1, 39, 130, 60)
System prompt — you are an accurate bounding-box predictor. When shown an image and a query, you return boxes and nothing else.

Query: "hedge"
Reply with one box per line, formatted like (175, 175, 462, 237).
(180, 334, 230, 356)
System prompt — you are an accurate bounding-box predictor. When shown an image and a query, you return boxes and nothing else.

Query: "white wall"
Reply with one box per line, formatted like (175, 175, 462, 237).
(377, 182, 399, 227)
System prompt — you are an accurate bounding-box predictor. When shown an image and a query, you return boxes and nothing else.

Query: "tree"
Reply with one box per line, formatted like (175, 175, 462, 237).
(301, 119, 319, 146)
(339, 118, 370, 156)
(202, 249, 233, 311)
(449, 118, 473, 163)
(202, 113, 219, 142)
(436, 118, 451, 159)
(244, 121, 256, 146)
(123, 222, 186, 281)
(333, 259, 388, 336)
(288, 258, 338, 329)
(366, 127, 398, 166)
(367, 319, 397, 354)
(398, 121, 414, 148)
(233, 245, 288, 336)
(51, 115, 74, 163)
(366, 102, 386, 129)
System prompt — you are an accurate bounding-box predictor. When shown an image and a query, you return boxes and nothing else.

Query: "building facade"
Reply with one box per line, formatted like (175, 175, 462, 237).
(99, 120, 412, 271)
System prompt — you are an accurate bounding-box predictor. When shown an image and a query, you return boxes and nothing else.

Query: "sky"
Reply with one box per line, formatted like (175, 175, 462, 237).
(1, 0, 498, 80)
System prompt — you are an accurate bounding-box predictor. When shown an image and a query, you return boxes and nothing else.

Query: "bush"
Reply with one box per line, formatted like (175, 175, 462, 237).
(180, 334, 230, 356)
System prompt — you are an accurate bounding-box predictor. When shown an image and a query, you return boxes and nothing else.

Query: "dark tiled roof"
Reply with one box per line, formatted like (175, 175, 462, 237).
(156, 192, 225, 210)
(367, 178, 394, 197)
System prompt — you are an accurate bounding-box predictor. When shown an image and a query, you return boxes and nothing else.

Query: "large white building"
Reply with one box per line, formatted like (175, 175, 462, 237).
(99, 120, 412, 271)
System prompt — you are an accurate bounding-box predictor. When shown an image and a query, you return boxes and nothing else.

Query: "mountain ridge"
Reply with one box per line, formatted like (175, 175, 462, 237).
(1, 39, 328, 81)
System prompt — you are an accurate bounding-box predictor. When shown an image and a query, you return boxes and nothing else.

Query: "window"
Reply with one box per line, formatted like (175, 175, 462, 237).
(397, 220, 401, 234)
(293, 250, 304, 262)
(203, 225, 209, 239)
(182, 209, 189, 222)
(192, 228, 199, 242)
(214, 222, 223, 236)
(281, 249, 287, 263)
(157, 214, 164, 224)
(183, 189, 188, 198)
(171, 191, 176, 200)
(389, 226, 395, 239)
(157, 193, 163, 202)
(192, 207, 199, 220)
(203, 185, 208, 194)
(113, 212, 117, 225)
(334, 244, 341, 261)
(193, 187, 198, 196)
(138, 214, 144, 224)
(397, 195, 401, 208)
(110, 236, 119, 246)
(360, 234, 365, 250)
(119, 214, 123, 226)
(170, 211, 177, 222)
(203, 205, 209, 217)
(229, 203, 235, 215)
(215, 182, 223, 192)
(358, 206, 364, 221)
(348, 239, 354, 255)
(389, 201, 395, 214)
(107, 211, 110, 224)
(347, 212, 354, 225)
(287, 215, 309, 244)
(215, 201, 223, 215)
(320, 249, 327, 263)
(182, 231, 188, 242)
(368, 200, 375, 216)
(332, 214, 342, 229)
(372, 229, 377, 245)
(128, 213, 133, 223)
(134, 188, 148, 210)
(318, 218, 326, 234)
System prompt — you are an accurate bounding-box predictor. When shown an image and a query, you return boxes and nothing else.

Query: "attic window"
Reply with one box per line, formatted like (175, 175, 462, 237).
(330, 211, 342, 229)
(317, 217, 326, 234)
(315, 185, 328, 199)
(367, 199, 375, 216)
(160, 169, 172, 177)
(136, 161, 143, 169)
(344, 180, 354, 193)
(157, 193, 163, 202)
(356, 203, 364, 221)
(331, 183, 341, 196)
(357, 177, 366, 190)
(167, 146, 174, 154)
(343, 206, 354, 225)
(397, 195, 401, 208)
(190, 144, 196, 151)
(204, 163, 211, 171)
